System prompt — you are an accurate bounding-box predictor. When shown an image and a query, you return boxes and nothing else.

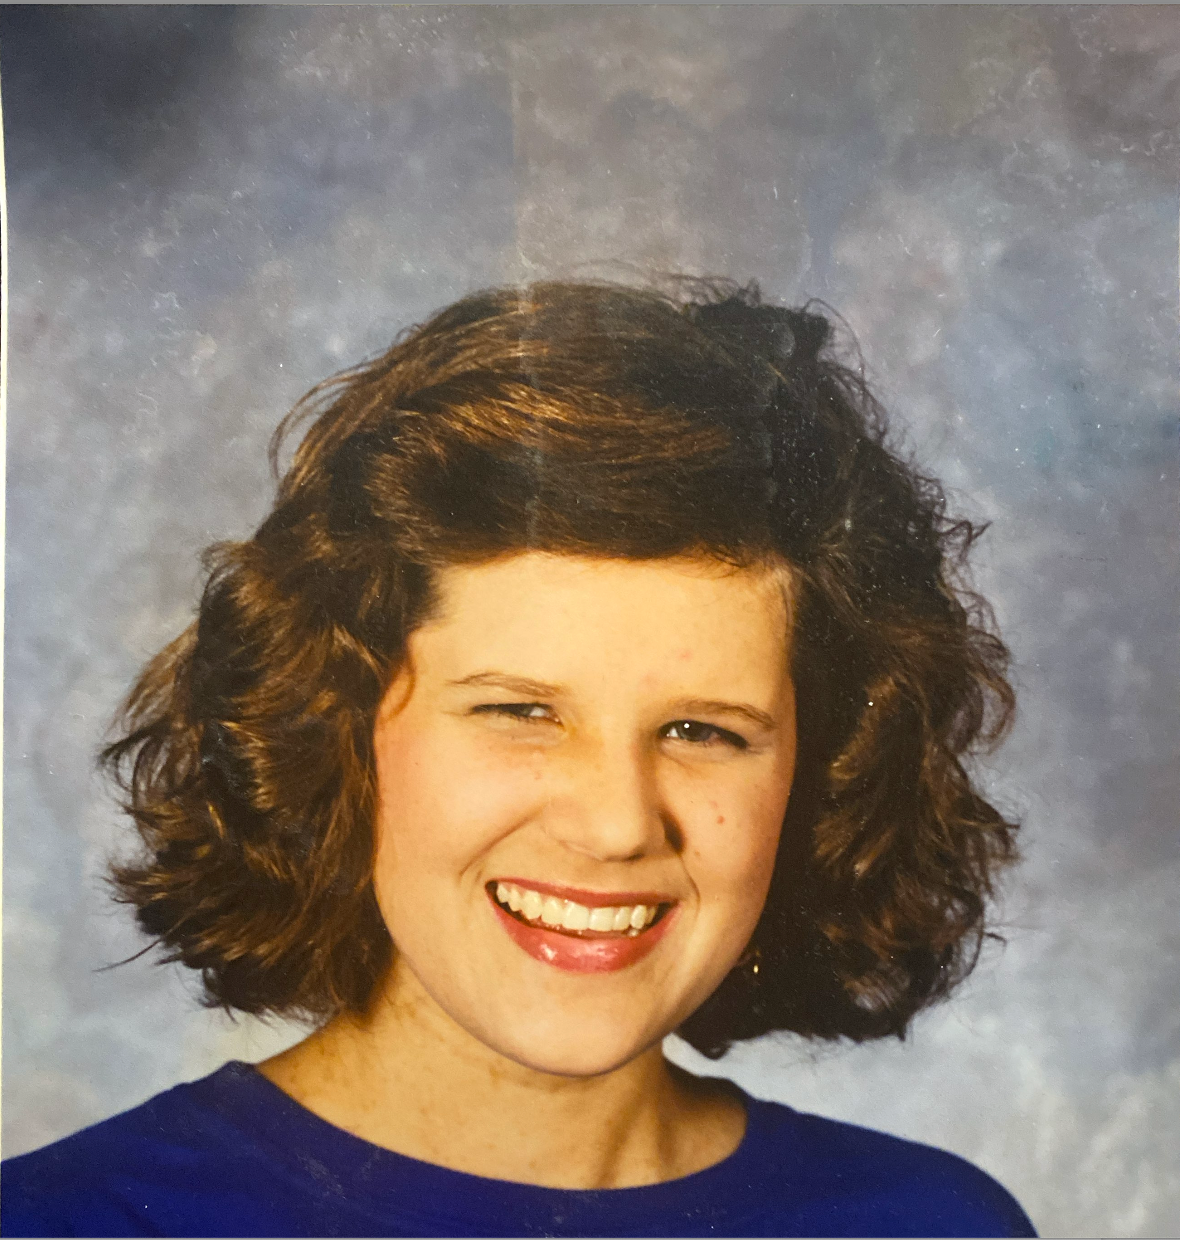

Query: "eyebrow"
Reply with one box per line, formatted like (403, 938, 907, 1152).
(672, 698, 778, 732)
(447, 674, 778, 732)
(446, 672, 564, 697)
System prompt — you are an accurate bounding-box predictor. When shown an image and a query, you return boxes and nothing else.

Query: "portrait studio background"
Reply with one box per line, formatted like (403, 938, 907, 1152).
(2, 7, 1176, 1235)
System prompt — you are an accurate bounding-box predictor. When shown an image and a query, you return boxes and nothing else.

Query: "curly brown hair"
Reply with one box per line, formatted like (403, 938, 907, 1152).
(103, 278, 1017, 1057)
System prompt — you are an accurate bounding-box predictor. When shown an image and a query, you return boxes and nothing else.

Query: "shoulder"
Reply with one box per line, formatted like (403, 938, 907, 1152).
(735, 1095, 1036, 1238)
(0, 1063, 294, 1238)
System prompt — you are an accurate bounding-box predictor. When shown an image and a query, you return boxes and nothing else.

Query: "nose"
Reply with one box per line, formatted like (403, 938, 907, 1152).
(542, 735, 671, 863)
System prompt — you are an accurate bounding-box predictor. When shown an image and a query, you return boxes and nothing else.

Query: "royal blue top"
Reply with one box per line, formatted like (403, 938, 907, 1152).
(2, 1061, 1035, 1237)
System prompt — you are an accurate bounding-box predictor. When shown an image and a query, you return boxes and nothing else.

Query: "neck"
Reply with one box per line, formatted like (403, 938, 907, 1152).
(259, 960, 745, 1189)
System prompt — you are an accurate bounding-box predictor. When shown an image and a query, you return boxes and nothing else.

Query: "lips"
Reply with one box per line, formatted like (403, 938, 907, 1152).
(488, 879, 677, 974)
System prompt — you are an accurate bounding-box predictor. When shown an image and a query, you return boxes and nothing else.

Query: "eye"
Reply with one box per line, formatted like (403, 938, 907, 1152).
(472, 702, 553, 723)
(662, 719, 748, 750)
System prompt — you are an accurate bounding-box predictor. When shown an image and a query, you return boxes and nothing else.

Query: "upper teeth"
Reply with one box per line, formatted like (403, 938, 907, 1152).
(495, 882, 659, 932)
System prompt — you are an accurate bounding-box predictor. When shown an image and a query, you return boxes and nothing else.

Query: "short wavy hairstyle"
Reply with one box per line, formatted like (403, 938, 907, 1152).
(104, 278, 1018, 1057)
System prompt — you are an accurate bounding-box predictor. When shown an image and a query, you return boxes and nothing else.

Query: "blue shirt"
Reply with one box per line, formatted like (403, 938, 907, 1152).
(2, 1061, 1035, 1237)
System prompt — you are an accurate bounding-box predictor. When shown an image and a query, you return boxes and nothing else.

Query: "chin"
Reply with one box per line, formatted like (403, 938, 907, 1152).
(502, 1033, 655, 1079)
(474, 1007, 670, 1079)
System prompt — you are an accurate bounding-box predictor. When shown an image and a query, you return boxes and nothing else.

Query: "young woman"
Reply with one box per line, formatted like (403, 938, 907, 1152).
(3, 280, 1035, 1237)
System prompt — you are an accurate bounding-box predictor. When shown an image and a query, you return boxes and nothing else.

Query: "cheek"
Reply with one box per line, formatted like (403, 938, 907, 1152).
(372, 724, 545, 884)
(682, 771, 789, 900)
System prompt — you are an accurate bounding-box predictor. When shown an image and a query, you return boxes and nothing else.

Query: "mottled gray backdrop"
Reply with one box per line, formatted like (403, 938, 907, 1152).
(2, 6, 1177, 1234)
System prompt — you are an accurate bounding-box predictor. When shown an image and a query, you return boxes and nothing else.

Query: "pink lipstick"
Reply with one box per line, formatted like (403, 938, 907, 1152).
(487, 884, 677, 974)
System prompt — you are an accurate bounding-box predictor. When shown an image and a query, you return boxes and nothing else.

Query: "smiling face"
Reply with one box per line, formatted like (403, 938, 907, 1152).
(370, 552, 797, 1078)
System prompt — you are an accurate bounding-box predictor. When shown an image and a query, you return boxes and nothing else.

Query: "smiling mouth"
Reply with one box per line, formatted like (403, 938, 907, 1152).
(488, 881, 669, 939)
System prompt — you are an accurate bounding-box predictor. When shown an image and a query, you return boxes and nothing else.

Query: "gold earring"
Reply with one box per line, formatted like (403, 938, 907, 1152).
(737, 943, 762, 980)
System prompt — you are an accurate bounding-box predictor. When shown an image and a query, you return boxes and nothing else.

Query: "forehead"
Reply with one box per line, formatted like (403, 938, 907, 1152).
(414, 552, 793, 685)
